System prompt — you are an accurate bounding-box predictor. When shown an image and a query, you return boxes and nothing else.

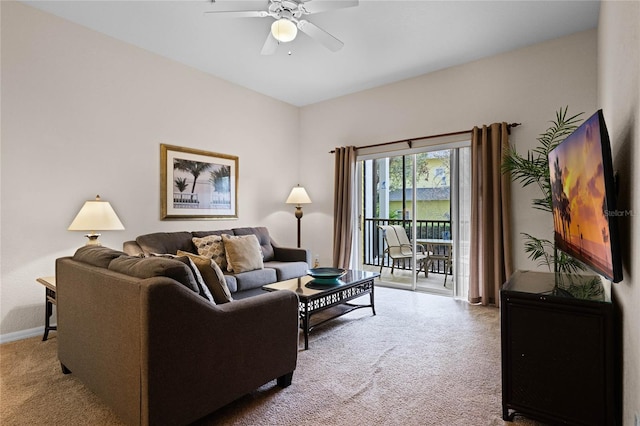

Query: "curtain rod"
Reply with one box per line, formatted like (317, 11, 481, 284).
(329, 123, 521, 154)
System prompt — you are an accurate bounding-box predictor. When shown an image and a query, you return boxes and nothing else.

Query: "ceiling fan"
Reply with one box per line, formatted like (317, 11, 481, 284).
(206, 0, 359, 55)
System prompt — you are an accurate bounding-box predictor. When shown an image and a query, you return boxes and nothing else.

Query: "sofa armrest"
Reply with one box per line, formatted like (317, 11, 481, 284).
(272, 244, 311, 264)
(141, 282, 299, 425)
(56, 257, 145, 426)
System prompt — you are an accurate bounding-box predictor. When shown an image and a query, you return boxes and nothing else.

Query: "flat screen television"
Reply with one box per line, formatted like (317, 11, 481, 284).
(548, 109, 623, 283)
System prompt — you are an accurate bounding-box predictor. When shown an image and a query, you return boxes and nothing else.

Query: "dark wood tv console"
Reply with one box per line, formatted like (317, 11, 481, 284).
(501, 270, 620, 425)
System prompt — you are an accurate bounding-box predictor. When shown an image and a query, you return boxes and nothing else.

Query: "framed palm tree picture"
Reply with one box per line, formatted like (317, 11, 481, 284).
(160, 144, 238, 219)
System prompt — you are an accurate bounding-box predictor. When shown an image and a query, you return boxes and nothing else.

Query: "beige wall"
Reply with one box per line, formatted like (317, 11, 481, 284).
(0, 2, 300, 337)
(299, 29, 598, 269)
(599, 1, 640, 424)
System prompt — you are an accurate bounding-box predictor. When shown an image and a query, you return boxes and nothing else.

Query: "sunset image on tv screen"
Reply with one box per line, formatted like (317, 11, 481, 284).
(548, 112, 613, 277)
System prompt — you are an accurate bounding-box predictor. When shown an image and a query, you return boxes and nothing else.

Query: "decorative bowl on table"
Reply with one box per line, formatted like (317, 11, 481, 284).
(306, 267, 347, 287)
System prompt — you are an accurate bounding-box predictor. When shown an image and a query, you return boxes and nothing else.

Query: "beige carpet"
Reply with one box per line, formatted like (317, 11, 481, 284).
(1, 286, 543, 425)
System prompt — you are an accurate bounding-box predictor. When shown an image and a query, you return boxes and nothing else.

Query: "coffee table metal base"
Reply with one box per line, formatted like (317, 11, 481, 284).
(263, 270, 378, 350)
(300, 278, 375, 350)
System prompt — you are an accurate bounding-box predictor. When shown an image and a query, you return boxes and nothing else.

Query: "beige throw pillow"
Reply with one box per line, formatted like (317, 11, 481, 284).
(140, 254, 215, 305)
(222, 234, 264, 273)
(192, 234, 227, 270)
(177, 250, 233, 304)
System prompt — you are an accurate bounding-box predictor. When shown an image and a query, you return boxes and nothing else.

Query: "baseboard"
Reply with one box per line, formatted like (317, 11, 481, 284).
(376, 280, 413, 291)
(377, 280, 452, 297)
(0, 325, 51, 344)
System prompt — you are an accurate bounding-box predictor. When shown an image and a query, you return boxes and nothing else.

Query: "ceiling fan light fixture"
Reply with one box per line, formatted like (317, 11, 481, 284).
(271, 18, 297, 42)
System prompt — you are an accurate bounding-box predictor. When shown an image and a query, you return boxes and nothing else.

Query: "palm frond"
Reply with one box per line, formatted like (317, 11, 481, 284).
(535, 106, 584, 155)
(174, 177, 188, 192)
(521, 233, 554, 271)
(555, 251, 585, 275)
(502, 147, 548, 188)
(558, 276, 604, 299)
(532, 197, 552, 212)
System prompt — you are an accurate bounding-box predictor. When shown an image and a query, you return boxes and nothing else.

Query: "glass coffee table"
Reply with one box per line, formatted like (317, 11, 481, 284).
(263, 269, 379, 349)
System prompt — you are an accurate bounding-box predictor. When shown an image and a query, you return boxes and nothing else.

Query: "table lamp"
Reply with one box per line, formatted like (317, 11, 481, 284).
(286, 185, 311, 248)
(68, 195, 125, 245)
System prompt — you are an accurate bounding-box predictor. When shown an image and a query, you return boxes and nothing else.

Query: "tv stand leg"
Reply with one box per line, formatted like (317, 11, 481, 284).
(503, 407, 515, 421)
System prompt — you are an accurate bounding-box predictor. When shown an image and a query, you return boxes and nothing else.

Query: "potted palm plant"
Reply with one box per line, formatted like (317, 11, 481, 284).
(503, 107, 607, 299)
(502, 107, 586, 276)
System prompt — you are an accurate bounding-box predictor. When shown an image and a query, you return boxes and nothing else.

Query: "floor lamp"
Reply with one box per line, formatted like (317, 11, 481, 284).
(286, 185, 312, 248)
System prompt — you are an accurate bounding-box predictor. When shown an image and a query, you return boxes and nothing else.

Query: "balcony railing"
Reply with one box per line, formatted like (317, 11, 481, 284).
(362, 218, 452, 275)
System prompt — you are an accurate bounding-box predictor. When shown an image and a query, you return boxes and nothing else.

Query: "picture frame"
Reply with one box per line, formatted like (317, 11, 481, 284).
(161, 144, 238, 220)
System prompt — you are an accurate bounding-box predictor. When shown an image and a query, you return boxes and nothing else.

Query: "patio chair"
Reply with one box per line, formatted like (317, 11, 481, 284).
(379, 225, 428, 277)
(425, 243, 453, 286)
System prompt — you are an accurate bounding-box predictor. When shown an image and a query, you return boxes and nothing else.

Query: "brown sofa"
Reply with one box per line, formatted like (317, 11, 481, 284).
(56, 246, 299, 425)
(123, 226, 310, 298)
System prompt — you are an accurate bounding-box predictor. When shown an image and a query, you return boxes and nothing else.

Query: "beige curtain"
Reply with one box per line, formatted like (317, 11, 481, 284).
(333, 146, 356, 268)
(469, 123, 514, 306)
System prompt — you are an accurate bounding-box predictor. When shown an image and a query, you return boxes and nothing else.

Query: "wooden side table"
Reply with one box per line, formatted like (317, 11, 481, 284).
(36, 276, 56, 341)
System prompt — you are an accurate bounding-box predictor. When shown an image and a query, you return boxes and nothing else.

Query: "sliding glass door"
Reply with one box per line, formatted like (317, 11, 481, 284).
(356, 144, 470, 299)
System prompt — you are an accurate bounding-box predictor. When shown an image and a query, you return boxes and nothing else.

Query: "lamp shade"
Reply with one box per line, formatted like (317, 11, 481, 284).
(271, 18, 297, 43)
(286, 186, 312, 205)
(68, 195, 125, 232)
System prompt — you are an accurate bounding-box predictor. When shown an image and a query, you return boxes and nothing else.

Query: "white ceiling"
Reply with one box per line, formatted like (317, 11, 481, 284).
(24, 0, 600, 106)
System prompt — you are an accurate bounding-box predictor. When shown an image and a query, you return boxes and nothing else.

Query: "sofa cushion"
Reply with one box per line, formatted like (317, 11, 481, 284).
(264, 260, 310, 281)
(232, 227, 274, 261)
(223, 274, 238, 294)
(192, 235, 227, 270)
(222, 234, 264, 273)
(73, 246, 128, 268)
(177, 250, 233, 304)
(136, 232, 194, 255)
(234, 268, 278, 291)
(108, 256, 203, 297)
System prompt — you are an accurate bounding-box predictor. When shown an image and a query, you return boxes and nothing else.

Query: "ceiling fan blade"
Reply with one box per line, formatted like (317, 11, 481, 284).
(297, 19, 344, 52)
(204, 10, 269, 18)
(261, 32, 279, 55)
(300, 0, 359, 15)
